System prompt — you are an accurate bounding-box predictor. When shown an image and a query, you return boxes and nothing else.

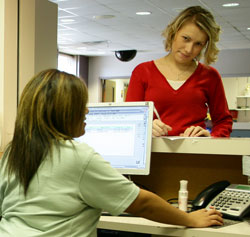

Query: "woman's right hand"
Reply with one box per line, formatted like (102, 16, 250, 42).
(152, 119, 172, 137)
(187, 209, 223, 227)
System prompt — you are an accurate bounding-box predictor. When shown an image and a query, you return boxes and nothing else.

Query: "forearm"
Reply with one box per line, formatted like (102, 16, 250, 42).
(211, 118, 233, 137)
(126, 189, 223, 228)
(126, 189, 191, 226)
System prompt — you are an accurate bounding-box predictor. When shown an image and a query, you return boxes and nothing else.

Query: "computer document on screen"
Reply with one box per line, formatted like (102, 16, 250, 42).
(75, 102, 153, 175)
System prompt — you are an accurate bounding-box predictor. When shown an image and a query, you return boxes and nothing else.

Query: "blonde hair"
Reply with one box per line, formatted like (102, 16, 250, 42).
(162, 6, 221, 65)
(3, 69, 88, 194)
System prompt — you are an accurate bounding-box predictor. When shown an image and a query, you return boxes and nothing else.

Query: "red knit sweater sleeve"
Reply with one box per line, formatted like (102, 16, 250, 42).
(126, 63, 148, 101)
(207, 67, 232, 137)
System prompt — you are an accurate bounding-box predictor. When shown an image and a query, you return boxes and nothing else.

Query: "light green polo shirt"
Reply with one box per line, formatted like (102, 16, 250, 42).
(0, 140, 139, 237)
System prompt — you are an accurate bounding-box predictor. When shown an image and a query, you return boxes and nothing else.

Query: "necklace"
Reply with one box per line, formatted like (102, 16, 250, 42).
(176, 67, 190, 80)
(172, 63, 193, 81)
(164, 56, 194, 81)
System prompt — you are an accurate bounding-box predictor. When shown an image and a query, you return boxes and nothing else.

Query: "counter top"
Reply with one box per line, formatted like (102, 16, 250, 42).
(151, 137, 250, 155)
(98, 216, 250, 237)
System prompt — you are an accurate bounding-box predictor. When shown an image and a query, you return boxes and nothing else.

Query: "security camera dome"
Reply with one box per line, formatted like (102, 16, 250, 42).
(115, 50, 137, 62)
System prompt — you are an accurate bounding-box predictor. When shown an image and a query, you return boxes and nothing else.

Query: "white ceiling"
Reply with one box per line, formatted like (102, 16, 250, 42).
(49, 0, 250, 56)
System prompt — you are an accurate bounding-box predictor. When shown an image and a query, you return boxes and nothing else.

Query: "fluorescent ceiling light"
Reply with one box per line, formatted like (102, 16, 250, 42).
(60, 19, 75, 23)
(222, 3, 239, 7)
(136, 11, 151, 15)
(93, 15, 115, 20)
(58, 40, 69, 44)
(77, 47, 87, 50)
(96, 51, 106, 54)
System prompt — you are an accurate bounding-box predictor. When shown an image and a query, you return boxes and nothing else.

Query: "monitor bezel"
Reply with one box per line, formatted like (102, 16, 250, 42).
(81, 101, 154, 175)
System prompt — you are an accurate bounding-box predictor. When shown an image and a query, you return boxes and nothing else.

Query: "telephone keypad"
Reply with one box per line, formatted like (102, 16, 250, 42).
(207, 188, 250, 219)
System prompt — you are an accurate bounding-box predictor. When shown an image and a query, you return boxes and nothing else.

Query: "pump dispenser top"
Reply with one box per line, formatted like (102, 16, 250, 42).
(180, 180, 188, 191)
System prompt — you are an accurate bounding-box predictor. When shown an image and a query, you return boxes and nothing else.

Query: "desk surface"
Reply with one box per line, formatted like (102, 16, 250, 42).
(98, 216, 250, 237)
(152, 137, 250, 155)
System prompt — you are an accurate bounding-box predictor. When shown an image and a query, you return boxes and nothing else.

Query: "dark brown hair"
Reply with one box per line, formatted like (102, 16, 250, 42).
(2, 69, 88, 195)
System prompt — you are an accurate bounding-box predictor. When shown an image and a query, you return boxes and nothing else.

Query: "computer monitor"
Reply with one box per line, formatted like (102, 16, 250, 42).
(75, 101, 154, 175)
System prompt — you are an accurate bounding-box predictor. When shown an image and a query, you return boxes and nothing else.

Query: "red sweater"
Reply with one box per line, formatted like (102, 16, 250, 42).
(126, 61, 232, 137)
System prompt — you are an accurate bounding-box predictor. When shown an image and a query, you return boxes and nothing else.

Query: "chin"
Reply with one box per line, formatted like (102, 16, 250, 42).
(74, 122, 86, 137)
(76, 130, 85, 137)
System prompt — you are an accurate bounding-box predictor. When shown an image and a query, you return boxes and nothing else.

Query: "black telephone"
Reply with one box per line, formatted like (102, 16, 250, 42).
(192, 180, 230, 210)
(192, 180, 250, 220)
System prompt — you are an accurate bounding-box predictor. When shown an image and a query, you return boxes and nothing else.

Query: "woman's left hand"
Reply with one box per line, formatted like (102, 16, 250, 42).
(179, 126, 211, 137)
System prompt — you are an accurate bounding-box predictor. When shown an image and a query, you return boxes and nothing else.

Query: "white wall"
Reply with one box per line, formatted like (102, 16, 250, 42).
(88, 49, 250, 103)
(19, 0, 58, 97)
(216, 49, 250, 77)
(88, 52, 165, 102)
(0, 0, 57, 151)
(0, 0, 18, 151)
(222, 77, 250, 109)
(0, 0, 4, 149)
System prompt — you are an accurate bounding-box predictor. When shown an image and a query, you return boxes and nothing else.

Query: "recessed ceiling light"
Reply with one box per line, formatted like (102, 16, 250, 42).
(58, 40, 69, 44)
(60, 19, 75, 23)
(222, 3, 239, 7)
(51, 0, 70, 2)
(247, 27, 250, 30)
(96, 51, 106, 55)
(173, 8, 185, 12)
(93, 15, 115, 20)
(136, 11, 151, 15)
(59, 46, 69, 49)
(77, 47, 87, 50)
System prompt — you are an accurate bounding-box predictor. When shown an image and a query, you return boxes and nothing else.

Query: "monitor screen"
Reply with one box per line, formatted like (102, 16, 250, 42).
(75, 101, 153, 175)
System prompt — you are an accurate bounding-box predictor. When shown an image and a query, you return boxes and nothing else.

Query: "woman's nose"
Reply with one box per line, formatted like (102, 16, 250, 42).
(185, 42, 193, 53)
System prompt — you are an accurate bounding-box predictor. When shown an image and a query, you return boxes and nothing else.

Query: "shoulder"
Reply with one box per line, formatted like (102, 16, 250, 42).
(57, 140, 97, 168)
(132, 60, 155, 73)
(70, 140, 111, 170)
(198, 62, 221, 80)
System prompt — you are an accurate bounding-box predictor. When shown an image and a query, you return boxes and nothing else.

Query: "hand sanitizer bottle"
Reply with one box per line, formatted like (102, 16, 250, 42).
(178, 180, 188, 212)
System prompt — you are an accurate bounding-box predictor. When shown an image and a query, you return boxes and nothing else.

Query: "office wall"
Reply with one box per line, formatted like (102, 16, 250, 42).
(0, 0, 57, 151)
(19, 0, 58, 97)
(79, 55, 89, 86)
(88, 52, 165, 102)
(0, 0, 18, 151)
(88, 49, 250, 103)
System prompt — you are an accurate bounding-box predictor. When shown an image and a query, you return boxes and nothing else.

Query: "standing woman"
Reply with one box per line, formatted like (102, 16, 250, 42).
(0, 69, 223, 236)
(126, 6, 232, 137)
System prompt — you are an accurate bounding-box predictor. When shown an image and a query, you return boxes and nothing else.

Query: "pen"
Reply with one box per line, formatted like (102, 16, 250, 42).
(153, 107, 162, 121)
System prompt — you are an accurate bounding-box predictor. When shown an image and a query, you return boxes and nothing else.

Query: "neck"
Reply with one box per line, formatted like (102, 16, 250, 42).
(164, 54, 194, 71)
(162, 54, 196, 81)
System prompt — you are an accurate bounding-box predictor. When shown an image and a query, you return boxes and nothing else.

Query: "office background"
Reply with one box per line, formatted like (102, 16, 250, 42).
(1, 3, 250, 236)
(1, 0, 250, 151)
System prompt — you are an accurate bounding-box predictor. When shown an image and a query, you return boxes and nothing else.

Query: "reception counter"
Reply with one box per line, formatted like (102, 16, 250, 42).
(98, 137, 250, 236)
(132, 137, 249, 204)
(98, 216, 250, 237)
(1, 138, 250, 236)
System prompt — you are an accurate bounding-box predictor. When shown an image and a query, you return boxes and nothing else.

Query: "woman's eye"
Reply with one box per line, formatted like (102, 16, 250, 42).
(196, 42, 203, 47)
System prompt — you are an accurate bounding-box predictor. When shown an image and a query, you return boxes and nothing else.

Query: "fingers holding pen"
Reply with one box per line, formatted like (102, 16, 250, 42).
(152, 119, 172, 137)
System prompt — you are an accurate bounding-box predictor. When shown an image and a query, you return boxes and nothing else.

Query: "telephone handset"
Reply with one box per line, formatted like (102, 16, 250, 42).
(192, 181, 250, 220)
(192, 180, 230, 210)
